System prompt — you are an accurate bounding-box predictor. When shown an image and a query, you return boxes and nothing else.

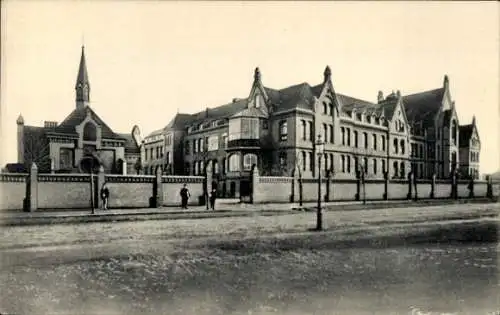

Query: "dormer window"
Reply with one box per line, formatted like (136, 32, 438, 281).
(255, 94, 262, 108)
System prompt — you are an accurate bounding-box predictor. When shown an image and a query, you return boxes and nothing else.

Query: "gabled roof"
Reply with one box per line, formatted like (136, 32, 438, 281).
(231, 107, 268, 119)
(337, 93, 399, 120)
(402, 88, 445, 125)
(53, 106, 124, 140)
(164, 113, 194, 130)
(190, 98, 248, 124)
(118, 133, 141, 153)
(274, 82, 317, 111)
(459, 124, 473, 147)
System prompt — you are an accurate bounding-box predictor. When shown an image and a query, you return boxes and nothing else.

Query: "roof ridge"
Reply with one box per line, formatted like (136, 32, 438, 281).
(403, 87, 444, 98)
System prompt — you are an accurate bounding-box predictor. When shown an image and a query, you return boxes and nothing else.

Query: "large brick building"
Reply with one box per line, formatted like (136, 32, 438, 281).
(142, 66, 481, 198)
(13, 47, 141, 175)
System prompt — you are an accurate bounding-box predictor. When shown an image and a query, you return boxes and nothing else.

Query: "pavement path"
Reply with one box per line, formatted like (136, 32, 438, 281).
(1, 202, 497, 252)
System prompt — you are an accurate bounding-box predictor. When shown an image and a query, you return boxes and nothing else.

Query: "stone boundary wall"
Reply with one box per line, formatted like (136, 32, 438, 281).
(1, 163, 208, 211)
(250, 166, 495, 204)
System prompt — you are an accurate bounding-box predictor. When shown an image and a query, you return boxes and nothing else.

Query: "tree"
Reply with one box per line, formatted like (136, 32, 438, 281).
(134, 157, 142, 175)
(24, 129, 51, 173)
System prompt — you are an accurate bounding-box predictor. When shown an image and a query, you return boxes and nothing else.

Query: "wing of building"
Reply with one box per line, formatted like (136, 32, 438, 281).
(141, 66, 481, 198)
(14, 47, 141, 175)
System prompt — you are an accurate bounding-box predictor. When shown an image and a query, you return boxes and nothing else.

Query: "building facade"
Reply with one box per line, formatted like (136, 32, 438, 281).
(145, 66, 480, 198)
(14, 47, 141, 175)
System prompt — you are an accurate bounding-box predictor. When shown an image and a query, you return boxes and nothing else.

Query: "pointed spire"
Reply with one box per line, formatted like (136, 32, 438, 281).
(323, 65, 331, 83)
(443, 74, 449, 88)
(75, 46, 90, 109)
(254, 67, 261, 82)
(472, 115, 476, 125)
(76, 46, 90, 88)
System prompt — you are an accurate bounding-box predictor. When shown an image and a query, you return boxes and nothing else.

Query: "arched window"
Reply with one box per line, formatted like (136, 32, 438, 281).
(229, 154, 241, 172)
(323, 102, 328, 114)
(393, 161, 399, 178)
(213, 160, 219, 174)
(279, 121, 288, 141)
(451, 120, 458, 145)
(222, 157, 227, 174)
(400, 161, 405, 178)
(394, 138, 399, 154)
(400, 139, 405, 155)
(194, 162, 198, 175)
(83, 122, 97, 141)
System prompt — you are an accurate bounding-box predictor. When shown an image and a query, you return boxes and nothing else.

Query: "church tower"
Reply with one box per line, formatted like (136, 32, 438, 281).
(75, 46, 90, 109)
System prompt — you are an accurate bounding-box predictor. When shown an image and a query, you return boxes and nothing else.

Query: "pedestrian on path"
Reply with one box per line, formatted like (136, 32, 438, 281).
(100, 182, 109, 210)
(180, 184, 190, 209)
(209, 187, 217, 210)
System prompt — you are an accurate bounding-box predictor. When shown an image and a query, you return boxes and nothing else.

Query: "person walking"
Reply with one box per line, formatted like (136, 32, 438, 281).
(209, 187, 217, 210)
(100, 182, 109, 210)
(180, 184, 190, 209)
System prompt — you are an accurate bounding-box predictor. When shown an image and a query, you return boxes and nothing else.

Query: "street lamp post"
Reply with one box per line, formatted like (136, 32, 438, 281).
(315, 135, 325, 231)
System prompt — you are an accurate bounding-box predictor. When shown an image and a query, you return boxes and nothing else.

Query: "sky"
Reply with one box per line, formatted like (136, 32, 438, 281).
(1, 1, 499, 174)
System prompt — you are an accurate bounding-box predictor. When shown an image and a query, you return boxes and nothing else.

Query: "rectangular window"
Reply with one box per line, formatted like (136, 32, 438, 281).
(308, 121, 314, 141)
(354, 131, 358, 148)
(302, 151, 307, 171)
(208, 135, 219, 151)
(308, 152, 314, 171)
(329, 125, 334, 144)
(347, 156, 351, 173)
(364, 157, 368, 173)
(363, 132, 368, 149)
(241, 118, 259, 139)
(341, 127, 345, 145)
(279, 151, 287, 169)
(301, 120, 306, 140)
(59, 148, 73, 169)
(347, 128, 351, 146)
(341, 155, 345, 172)
(222, 134, 228, 148)
(243, 153, 258, 171)
(381, 135, 386, 151)
(373, 159, 377, 174)
(372, 134, 377, 150)
(323, 124, 328, 143)
(329, 153, 334, 170)
(382, 159, 386, 174)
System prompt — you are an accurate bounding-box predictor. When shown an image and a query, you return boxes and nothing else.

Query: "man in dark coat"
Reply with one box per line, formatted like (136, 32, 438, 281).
(180, 184, 190, 209)
(100, 183, 109, 210)
(209, 187, 217, 210)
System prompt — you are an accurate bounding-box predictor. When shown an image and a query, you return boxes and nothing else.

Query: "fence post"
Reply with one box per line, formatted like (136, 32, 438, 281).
(451, 171, 457, 200)
(325, 171, 331, 202)
(430, 173, 436, 199)
(407, 171, 413, 200)
(97, 166, 105, 209)
(355, 170, 361, 201)
(383, 171, 388, 200)
(486, 175, 493, 199)
(468, 176, 475, 198)
(290, 169, 296, 203)
(27, 163, 38, 212)
(251, 165, 259, 204)
(205, 161, 213, 208)
(156, 167, 163, 208)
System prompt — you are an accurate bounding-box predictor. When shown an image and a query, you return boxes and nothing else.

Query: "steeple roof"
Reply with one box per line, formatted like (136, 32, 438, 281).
(75, 46, 90, 89)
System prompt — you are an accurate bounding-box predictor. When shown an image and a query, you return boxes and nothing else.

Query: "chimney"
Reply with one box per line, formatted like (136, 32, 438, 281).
(377, 91, 384, 103)
(44, 121, 57, 128)
(206, 107, 209, 118)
